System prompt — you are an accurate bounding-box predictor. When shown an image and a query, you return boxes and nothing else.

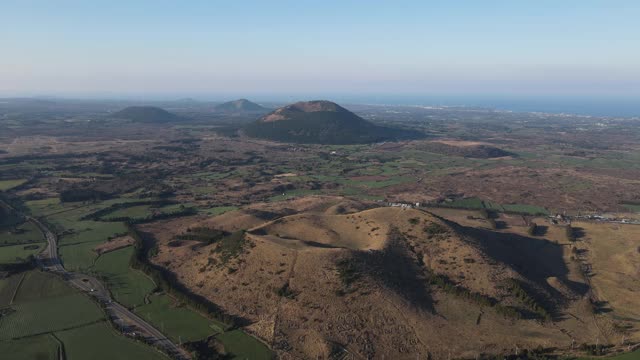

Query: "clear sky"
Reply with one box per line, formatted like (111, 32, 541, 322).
(1, 0, 639, 99)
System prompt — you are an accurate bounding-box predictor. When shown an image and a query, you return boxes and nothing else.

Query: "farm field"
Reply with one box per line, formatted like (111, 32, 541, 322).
(0, 242, 44, 264)
(0, 273, 104, 340)
(0, 179, 27, 191)
(580, 349, 640, 360)
(55, 321, 167, 360)
(216, 329, 273, 360)
(56, 221, 128, 271)
(93, 245, 156, 308)
(0, 221, 43, 246)
(0, 271, 165, 359)
(134, 293, 218, 343)
(0, 334, 59, 360)
(622, 203, 640, 213)
(0, 273, 24, 307)
(13, 271, 71, 303)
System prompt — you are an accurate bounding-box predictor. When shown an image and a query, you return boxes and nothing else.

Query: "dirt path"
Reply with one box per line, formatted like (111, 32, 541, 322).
(270, 249, 298, 346)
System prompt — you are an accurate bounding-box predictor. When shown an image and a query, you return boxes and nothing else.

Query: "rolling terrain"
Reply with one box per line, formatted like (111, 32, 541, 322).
(139, 196, 638, 359)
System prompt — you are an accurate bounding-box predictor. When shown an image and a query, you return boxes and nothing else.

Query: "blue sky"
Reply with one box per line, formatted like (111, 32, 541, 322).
(1, 0, 639, 99)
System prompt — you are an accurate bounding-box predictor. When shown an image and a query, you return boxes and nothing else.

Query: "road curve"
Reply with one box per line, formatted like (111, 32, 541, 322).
(29, 216, 191, 360)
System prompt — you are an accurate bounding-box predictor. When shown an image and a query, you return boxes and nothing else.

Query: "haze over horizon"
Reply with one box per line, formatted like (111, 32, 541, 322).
(2, 1, 639, 102)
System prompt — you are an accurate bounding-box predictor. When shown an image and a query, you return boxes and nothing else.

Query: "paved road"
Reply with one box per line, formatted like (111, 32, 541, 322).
(29, 216, 191, 360)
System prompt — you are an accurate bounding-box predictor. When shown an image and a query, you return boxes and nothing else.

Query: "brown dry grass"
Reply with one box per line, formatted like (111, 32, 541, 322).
(93, 235, 134, 255)
(140, 200, 632, 358)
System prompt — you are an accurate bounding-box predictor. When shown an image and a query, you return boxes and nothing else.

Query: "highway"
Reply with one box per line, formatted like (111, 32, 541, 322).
(29, 216, 191, 360)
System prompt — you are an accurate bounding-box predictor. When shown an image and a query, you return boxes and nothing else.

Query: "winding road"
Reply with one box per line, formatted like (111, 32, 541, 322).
(29, 216, 191, 360)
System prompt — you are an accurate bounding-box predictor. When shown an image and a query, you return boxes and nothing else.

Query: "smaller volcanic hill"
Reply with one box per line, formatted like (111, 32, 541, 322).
(244, 100, 423, 144)
(419, 141, 514, 159)
(110, 106, 184, 123)
(214, 99, 267, 113)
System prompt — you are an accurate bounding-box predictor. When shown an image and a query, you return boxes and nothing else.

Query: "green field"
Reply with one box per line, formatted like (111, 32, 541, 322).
(435, 197, 549, 215)
(217, 329, 273, 360)
(134, 293, 218, 342)
(441, 197, 485, 209)
(502, 203, 549, 215)
(0, 288, 104, 340)
(622, 203, 640, 213)
(0, 334, 59, 360)
(93, 246, 156, 307)
(57, 221, 128, 271)
(0, 271, 164, 359)
(579, 349, 640, 360)
(55, 321, 167, 360)
(0, 242, 45, 264)
(13, 271, 71, 303)
(103, 204, 154, 219)
(0, 221, 44, 246)
(0, 179, 27, 191)
(0, 273, 24, 307)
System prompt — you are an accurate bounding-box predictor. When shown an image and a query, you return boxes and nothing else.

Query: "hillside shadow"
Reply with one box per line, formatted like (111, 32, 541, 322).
(572, 227, 586, 239)
(533, 225, 548, 237)
(439, 219, 590, 317)
(350, 230, 434, 313)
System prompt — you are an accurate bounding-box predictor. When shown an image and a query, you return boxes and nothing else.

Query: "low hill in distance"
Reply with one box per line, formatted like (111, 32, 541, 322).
(418, 140, 514, 158)
(214, 99, 268, 113)
(110, 106, 184, 123)
(244, 100, 424, 144)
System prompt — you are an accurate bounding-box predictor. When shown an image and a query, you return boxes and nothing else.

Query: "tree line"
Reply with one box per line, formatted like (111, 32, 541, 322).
(127, 224, 237, 329)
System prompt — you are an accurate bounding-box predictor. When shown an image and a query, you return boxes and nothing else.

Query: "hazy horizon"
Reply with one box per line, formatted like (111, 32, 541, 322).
(2, 1, 640, 99)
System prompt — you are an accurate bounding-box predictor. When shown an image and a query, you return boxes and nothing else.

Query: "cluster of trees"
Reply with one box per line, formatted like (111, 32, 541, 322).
(59, 188, 110, 203)
(107, 207, 197, 224)
(426, 271, 521, 319)
(275, 283, 297, 299)
(81, 201, 171, 220)
(423, 222, 449, 238)
(176, 227, 229, 245)
(335, 258, 360, 287)
(505, 279, 551, 321)
(579, 343, 611, 356)
(81, 200, 196, 224)
(127, 224, 236, 329)
(565, 225, 576, 242)
(527, 222, 538, 236)
(479, 209, 498, 229)
(0, 204, 24, 229)
(182, 336, 228, 360)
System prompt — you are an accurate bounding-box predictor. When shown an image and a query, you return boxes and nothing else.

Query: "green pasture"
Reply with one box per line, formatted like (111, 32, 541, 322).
(55, 321, 167, 360)
(0, 179, 27, 191)
(0, 242, 45, 264)
(134, 293, 218, 343)
(93, 246, 155, 308)
(0, 221, 44, 246)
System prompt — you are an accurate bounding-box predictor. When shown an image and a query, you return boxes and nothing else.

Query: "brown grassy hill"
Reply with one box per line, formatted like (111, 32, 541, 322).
(139, 198, 609, 359)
